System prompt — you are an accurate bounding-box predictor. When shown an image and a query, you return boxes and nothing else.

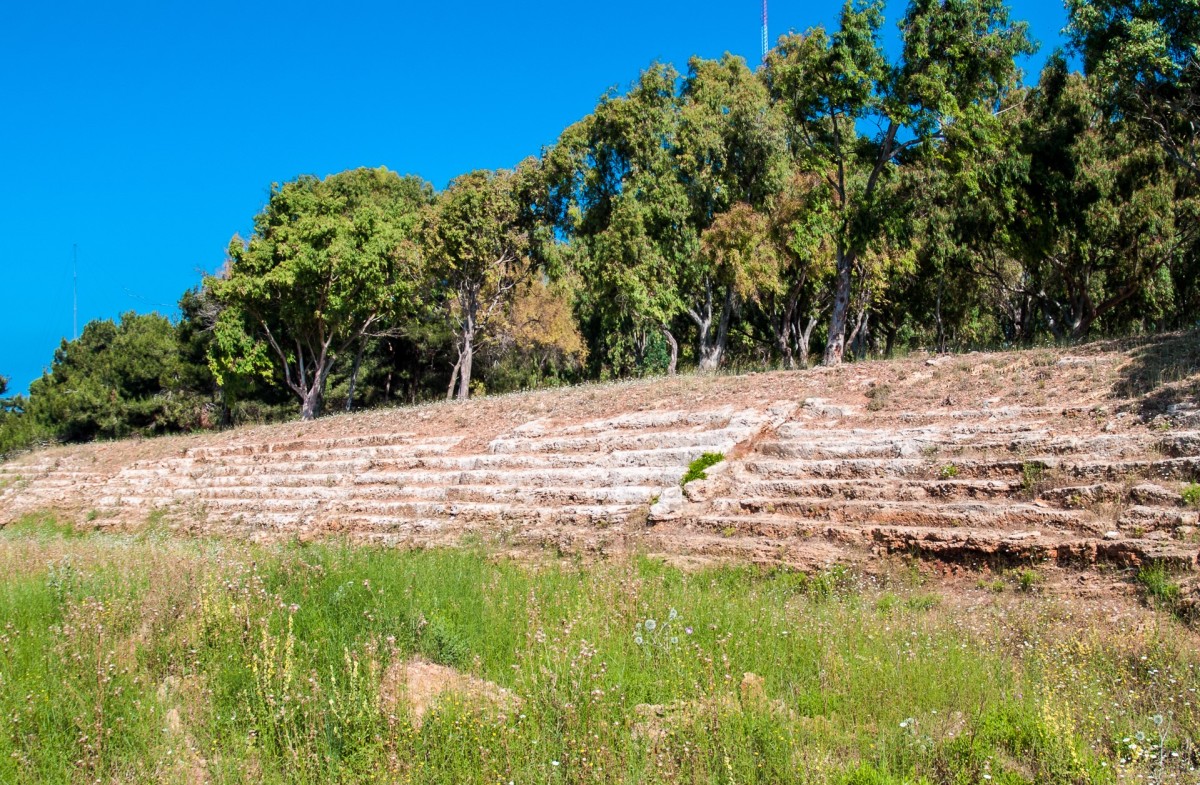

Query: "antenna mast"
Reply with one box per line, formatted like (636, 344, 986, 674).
(761, 0, 769, 61)
(73, 243, 78, 341)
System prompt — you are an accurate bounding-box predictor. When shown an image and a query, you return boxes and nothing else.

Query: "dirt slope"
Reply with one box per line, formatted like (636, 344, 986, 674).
(2, 333, 1198, 578)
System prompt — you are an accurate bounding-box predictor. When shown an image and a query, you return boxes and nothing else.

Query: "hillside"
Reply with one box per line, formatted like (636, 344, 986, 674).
(2, 333, 1199, 584)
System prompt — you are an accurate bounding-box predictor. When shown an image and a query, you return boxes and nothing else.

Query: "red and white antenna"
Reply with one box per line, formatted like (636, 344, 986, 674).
(761, 0, 769, 60)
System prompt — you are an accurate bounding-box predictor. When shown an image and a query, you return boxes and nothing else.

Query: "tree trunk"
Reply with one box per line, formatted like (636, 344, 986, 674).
(446, 352, 461, 401)
(798, 315, 819, 367)
(698, 287, 734, 372)
(456, 331, 474, 401)
(823, 246, 852, 365)
(344, 342, 365, 413)
(300, 385, 323, 421)
(660, 326, 678, 376)
(777, 287, 801, 370)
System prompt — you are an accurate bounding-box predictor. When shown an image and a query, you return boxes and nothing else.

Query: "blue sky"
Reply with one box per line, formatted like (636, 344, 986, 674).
(0, 0, 1069, 395)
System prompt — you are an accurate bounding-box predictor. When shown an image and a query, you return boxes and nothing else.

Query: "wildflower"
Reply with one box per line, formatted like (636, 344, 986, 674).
(685, 627, 693, 635)
(634, 636, 644, 646)
(668, 608, 678, 621)
(1152, 713, 1164, 726)
(644, 619, 657, 632)
(551, 760, 560, 766)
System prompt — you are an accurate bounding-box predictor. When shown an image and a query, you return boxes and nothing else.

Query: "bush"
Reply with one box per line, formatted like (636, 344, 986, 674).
(682, 452, 725, 486)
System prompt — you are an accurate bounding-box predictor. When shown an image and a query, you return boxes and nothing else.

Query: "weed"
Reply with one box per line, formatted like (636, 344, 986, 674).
(1021, 461, 1046, 492)
(682, 451, 724, 486)
(0, 515, 1196, 782)
(865, 383, 891, 412)
(977, 577, 1006, 593)
(939, 463, 960, 479)
(1137, 564, 1181, 605)
(1182, 483, 1200, 509)
(85, 509, 99, 522)
(1012, 568, 1042, 593)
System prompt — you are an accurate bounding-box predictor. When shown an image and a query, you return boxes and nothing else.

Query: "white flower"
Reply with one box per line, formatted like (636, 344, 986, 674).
(644, 618, 657, 632)
(1152, 714, 1164, 726)
(634, 635, 644, 645)
(551, 760, 560, 766)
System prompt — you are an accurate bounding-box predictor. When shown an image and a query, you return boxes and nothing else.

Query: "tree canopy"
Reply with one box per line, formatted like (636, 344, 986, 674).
(4, 0, 1198, 449)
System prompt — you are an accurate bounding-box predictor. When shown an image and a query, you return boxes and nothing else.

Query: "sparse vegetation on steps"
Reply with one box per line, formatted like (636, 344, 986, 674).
(2, 515, 1199, 783)
(681, 452, 724, 486)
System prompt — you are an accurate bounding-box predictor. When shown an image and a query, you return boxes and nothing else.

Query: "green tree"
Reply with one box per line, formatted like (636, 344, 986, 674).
(424, 167, 538, 400)
(1013, 60, 1187, 338)
(212, 167, 431, 420)
(546, 64, 694, 375)
(1067, 0, 1199, 180)
(26, 312, 207, 442)
(765, 0, 1033, 364)
(678, 55, 791, 369)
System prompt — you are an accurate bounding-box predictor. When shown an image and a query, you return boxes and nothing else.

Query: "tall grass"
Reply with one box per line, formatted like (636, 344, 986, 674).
(0, 514, 1196, 783)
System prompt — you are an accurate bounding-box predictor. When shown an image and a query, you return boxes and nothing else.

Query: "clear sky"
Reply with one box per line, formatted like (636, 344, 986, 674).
(0, 0, 1069, 395)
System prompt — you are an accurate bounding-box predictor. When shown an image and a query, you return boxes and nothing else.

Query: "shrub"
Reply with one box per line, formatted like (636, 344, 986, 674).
(682, 452, 724, 486)
(1137, 564, 1181, 605)
(1182, 483, 1200, 508)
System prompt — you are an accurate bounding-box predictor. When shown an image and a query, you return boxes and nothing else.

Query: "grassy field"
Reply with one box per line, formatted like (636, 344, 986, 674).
(0, 514, 1197, 784)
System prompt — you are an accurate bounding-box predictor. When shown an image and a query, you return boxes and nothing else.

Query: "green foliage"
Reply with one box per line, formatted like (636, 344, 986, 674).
(939, 464, 960, 479)
(20, 312, 214, 444)
(424, 166, 538, 400)
(0, 524, 1191, 782)
(1182, 483, 1200, 508)
(1021, 461, 1047, 493)
(681, 451, 725, 485)
(12, 5, 1200, 433)
(1137, 564, 1181, 605)
(212, 167, 432, 419)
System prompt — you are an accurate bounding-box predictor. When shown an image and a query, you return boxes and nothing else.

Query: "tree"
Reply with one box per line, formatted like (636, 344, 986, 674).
(1012, 60, 1187, 338)
(1068, 0, 1199, 180)
(424, 167, 537, 400)
(212, 167, 431, 420)
(765, 0, 1033, 365)
(677, 55, 791, 369)
(546, 64, 695, 376)
(25, 312, 208, 442)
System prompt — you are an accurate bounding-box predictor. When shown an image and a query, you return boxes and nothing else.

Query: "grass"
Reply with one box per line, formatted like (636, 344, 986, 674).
(1138, 564, 1182, 605)
(0, 514, 1198, 783)
(1183, 483, 1200, 509)
(681, 452, 724, 486)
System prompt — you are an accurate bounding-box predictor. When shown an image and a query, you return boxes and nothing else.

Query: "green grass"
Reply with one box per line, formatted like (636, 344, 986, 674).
(681, 452, 724, 486)
(1137, 564, 1182, 605)
(0, 513, 1197, 783)
(1183, 483, 1200, 509)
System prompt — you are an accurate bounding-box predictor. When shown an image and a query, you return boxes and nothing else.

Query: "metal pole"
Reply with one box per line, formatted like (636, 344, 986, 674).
(761, 0, 769, 61)
(73, 243, 78, 340)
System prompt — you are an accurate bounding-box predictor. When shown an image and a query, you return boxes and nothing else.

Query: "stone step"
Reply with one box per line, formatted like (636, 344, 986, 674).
(759, 432, 1150, 460)
(486, 426, 750, 455)
(181, 496, 635, 522)
(684, 495, 1094, 535)
(170, 483, 658, 506)
(741, 456, 1200, 482)
(733, 477, 1023, 502)
(184, 434, 461, 460)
